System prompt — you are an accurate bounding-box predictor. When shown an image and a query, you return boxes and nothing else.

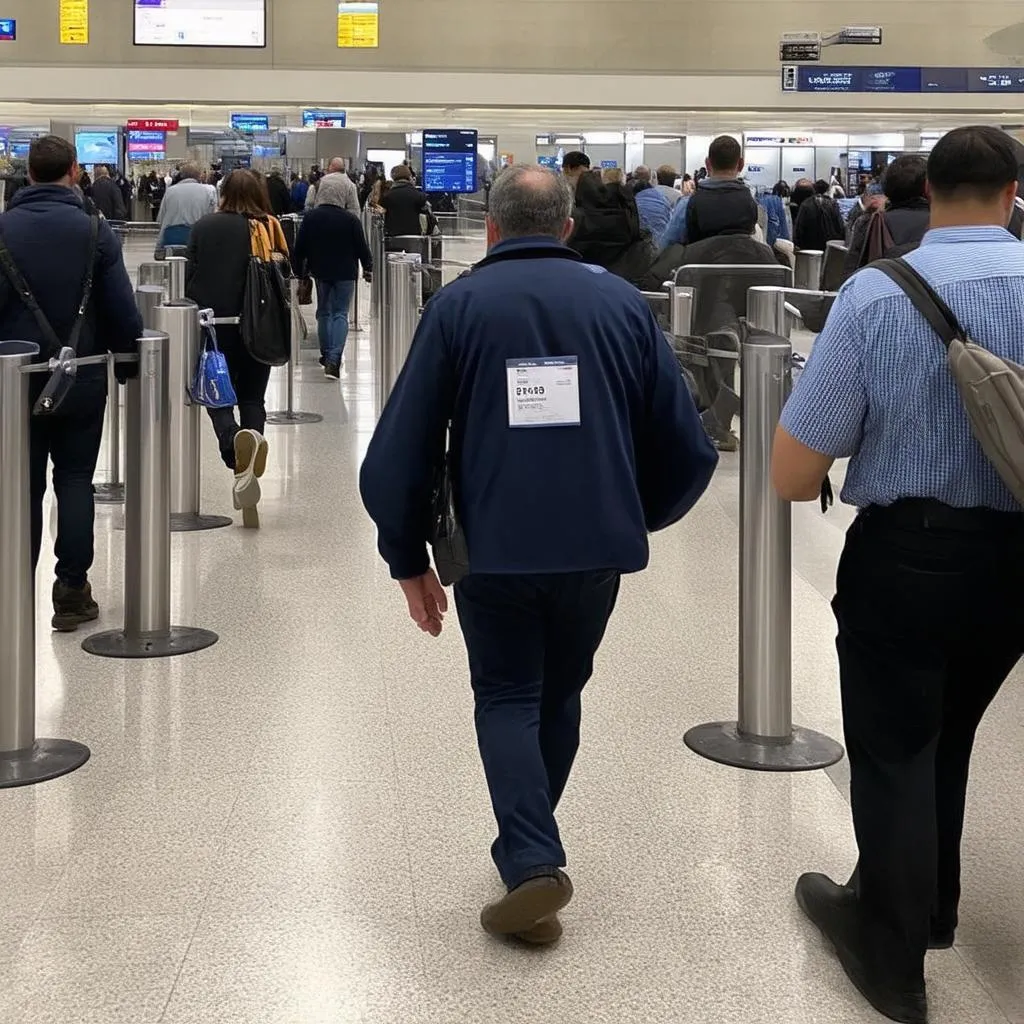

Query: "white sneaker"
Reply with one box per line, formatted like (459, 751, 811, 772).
(233, 430, 266, 522)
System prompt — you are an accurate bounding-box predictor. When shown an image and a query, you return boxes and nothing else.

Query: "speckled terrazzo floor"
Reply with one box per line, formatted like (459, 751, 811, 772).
(1, 239, 1021, 1023)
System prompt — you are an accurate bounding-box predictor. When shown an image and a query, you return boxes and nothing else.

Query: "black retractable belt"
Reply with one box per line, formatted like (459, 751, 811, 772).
(0, 213, 100, 415)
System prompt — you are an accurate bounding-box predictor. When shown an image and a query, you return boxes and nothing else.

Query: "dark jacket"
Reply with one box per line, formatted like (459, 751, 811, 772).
(642, 233, 784, 293)
(0, 185, 141, 390)
(793, 194, 846, 251)
(90, 175, 127, 221)
(292, 205, 372, 282)
(185, 211, 253, 318)
(380, 179, 430, 237)
(685, 180, 759, 244)
(569, 177, 656, 286)
(3, 172, 28, 206)
(359, 236, 718, 579)
(266, 174, 292, 218)
(843, 196, 930, 280)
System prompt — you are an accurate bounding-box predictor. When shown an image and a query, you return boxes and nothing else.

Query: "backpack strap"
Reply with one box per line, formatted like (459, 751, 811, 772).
(872, 258, 967, 349)
(0, 213, 99, 359)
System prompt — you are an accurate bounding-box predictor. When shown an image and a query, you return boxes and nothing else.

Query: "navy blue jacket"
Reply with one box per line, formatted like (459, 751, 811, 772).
(0, 185, 142, 385)
(292, 205, 372, 283)
(360, 236, 718, 579)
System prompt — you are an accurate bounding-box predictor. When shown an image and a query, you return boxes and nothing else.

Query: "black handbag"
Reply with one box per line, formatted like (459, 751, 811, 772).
(240, 219, 290, 367)
(0, 214, 99, 415)
(430, 451, 469, 586)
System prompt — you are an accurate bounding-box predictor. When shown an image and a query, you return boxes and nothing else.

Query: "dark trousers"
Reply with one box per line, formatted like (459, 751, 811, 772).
(454, 570, 621, 890)
(204, 327, 272, 469)
(833, 500, 1024, 979)
(29, 377, 107, 588)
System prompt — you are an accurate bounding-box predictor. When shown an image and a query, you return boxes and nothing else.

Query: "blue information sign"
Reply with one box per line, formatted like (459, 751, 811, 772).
(302, 109, 347, 127)
(0, 19, 14, 40)
(231, 113, 270, 133)
(787, 65, 1024, 94)
(422, 128, 478, 194)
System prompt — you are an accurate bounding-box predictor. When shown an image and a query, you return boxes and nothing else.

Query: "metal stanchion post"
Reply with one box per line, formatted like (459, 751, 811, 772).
(794, 249, 824, 291)
(154, 301, 232, 531)
(138, 262, 170, 290)
(165, 256, 187, 302)
(0, 341, 90, 786)
(84, 333, 219, 660)
(135, 283, 166, 330)
(266, 277, 323, 425)
(684, 285, 844, 772)
(93, 357, 125, 504)
(382, 252, 422, 406)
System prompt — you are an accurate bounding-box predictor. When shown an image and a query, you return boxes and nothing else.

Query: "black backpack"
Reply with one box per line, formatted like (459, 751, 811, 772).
(241, 218, 290, 367)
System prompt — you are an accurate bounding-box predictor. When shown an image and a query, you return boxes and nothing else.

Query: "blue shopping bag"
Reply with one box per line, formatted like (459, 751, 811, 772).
(189, 326, 237, 409)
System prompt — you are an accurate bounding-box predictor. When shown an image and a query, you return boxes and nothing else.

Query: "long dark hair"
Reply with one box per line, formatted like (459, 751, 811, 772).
(220, 169, 270, 216)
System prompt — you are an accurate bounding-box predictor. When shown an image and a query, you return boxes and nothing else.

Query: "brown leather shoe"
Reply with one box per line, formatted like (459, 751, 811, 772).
(515, 915, 563, 945)
(480, 870, 573, 940)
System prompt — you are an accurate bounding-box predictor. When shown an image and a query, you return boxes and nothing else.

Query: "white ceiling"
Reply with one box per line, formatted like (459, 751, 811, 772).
(0, 100, 1017, 134)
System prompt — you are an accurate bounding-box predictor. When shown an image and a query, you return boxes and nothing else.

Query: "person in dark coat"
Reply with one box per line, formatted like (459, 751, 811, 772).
(3, 161, 28, 206)
(0, 135, 142, 630)
(89, 164, 127, 220)
(793, 179, 846, 251)
(380, 164, 433, 237)
(265, 169, 292, 217)
(843, 155, 930, 280)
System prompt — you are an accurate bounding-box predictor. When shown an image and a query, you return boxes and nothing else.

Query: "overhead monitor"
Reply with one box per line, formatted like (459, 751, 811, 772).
(422, 129, 478, 194)
(74, 131, 119, 166)
(302, 109, 347, 128)
(127, 129, 166, 160)
(231, 113, 269, 133)
(0, 19, 15, 40)
(134, 0, 266, 48)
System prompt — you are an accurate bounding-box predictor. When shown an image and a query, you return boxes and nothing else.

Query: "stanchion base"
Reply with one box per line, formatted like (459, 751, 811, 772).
(683, 721, 845, 773)
(0, 738, 91, 789)
(265, 411, 324, 425)
(82, 625, 219, 660)
(171, 513, 234, 533)
(94, 483, 125, 504)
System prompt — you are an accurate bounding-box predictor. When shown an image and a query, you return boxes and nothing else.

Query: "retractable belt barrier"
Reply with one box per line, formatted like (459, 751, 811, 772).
(265, 276, 323, 426)
(683, 285, 845, 773)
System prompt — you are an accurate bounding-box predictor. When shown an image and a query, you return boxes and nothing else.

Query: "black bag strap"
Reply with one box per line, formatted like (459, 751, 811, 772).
(873, 258, 967, 348)
(0, 213, 100, 358)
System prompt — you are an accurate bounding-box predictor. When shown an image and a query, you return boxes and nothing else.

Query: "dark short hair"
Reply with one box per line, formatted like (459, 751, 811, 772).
(928, 126, 1019, 202)
(707, 136, 742, 173)
(29, 135, 77, 184)
(655, 164, 677, 186)
(881, 155, 927, 204)
(813, 179, 830, 195)
(562, 151, 590, 172)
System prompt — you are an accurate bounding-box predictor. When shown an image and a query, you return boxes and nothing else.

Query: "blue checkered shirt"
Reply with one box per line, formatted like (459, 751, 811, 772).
(780, 226, 1024, 510)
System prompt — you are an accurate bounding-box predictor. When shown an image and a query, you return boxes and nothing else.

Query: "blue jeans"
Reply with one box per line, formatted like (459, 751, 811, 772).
(315, 278, 355, 365)
(454, 570, 621, 889)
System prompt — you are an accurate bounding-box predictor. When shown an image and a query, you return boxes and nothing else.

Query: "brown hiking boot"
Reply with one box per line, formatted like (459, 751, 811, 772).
(480, 869, 573, 941)
(52, 580, 100, 633)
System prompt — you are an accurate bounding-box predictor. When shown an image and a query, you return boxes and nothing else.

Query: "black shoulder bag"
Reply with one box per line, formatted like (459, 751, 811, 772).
(0, 214, 100, 415)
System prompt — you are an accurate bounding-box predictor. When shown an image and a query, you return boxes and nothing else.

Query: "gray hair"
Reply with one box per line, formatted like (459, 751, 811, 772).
(634, 164, 651, 183)
(328, 157, 347, 173)
(489, 164, 572, 240)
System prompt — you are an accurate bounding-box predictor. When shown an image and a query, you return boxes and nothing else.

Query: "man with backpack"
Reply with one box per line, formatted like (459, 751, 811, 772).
(0, 135, 141, 630)
(771, 125, 1024, 1024)
(842, 154, 930, 281)
(793, 178, 846, 252)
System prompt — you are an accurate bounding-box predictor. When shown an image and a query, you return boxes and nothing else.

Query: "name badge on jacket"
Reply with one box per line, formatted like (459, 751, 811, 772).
(506, 357, 581, 428)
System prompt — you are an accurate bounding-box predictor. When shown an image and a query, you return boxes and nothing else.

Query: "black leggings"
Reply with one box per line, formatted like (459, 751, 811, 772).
(205, 326, 272, 469)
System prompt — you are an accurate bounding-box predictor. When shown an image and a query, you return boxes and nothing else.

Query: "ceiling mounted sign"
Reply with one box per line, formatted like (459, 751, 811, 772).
(126, 119, 180, 131)
(337, 1, 378, 48)
(59, 0, 88, 44)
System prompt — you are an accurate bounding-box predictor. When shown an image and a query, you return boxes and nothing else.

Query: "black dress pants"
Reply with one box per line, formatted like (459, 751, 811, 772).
(29, 377, 107, 587)
(204, 326, 272, 469)
(833, 500, 1024, 981)
(454, 571, 621, 890)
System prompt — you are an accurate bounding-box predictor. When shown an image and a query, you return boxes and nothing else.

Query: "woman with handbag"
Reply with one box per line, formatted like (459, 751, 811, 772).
(186, 170, 290, 528)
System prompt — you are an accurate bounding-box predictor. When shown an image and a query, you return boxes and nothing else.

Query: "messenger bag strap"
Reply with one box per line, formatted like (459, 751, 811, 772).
(873, 258, 967, 348)
(66, 214, 100, 355)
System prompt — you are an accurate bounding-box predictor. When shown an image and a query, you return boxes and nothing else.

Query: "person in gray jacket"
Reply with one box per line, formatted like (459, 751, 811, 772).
(157, 163, 216, 249)
(305, 157, 360, 213)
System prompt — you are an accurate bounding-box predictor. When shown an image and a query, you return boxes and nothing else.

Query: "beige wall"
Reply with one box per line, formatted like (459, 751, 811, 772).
(2, 0, 1023, 73)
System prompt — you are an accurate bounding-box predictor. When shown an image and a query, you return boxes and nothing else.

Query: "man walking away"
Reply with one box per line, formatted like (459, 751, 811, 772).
(360, 165, 717, 945)
(292, 175, 373, 380)
(632, 165, 672, 240)
(793, 179, 846, 252)
(306, 157, 359, 213)
(655, 164, 682, 207)
(659, 136, 758, 249)
(157, 162, 216, 252)
(89, 164, 126, 221)
(772, 125, 1024, 1024)
(0, 135, 142, 629)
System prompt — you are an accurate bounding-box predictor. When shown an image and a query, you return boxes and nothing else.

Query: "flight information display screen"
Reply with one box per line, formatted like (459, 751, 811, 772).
(75, 131, 120, 166)
(134, 0, 266, 47)
(302, 109, 347, 128)
(231, 113, 269, 133)
(0, 19, 15, 40)
(422, 129, 478, 194)
(787, 65, 1024, 94)
(127, 130, 166, 160)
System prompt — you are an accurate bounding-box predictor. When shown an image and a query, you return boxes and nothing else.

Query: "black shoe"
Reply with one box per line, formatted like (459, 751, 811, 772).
(796, 873, 928, 1024)
(318, 355, 326, 366)
(324, 362, 340, 380)
(52, 580, 100, 633)
(928, 926, 955, 950)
